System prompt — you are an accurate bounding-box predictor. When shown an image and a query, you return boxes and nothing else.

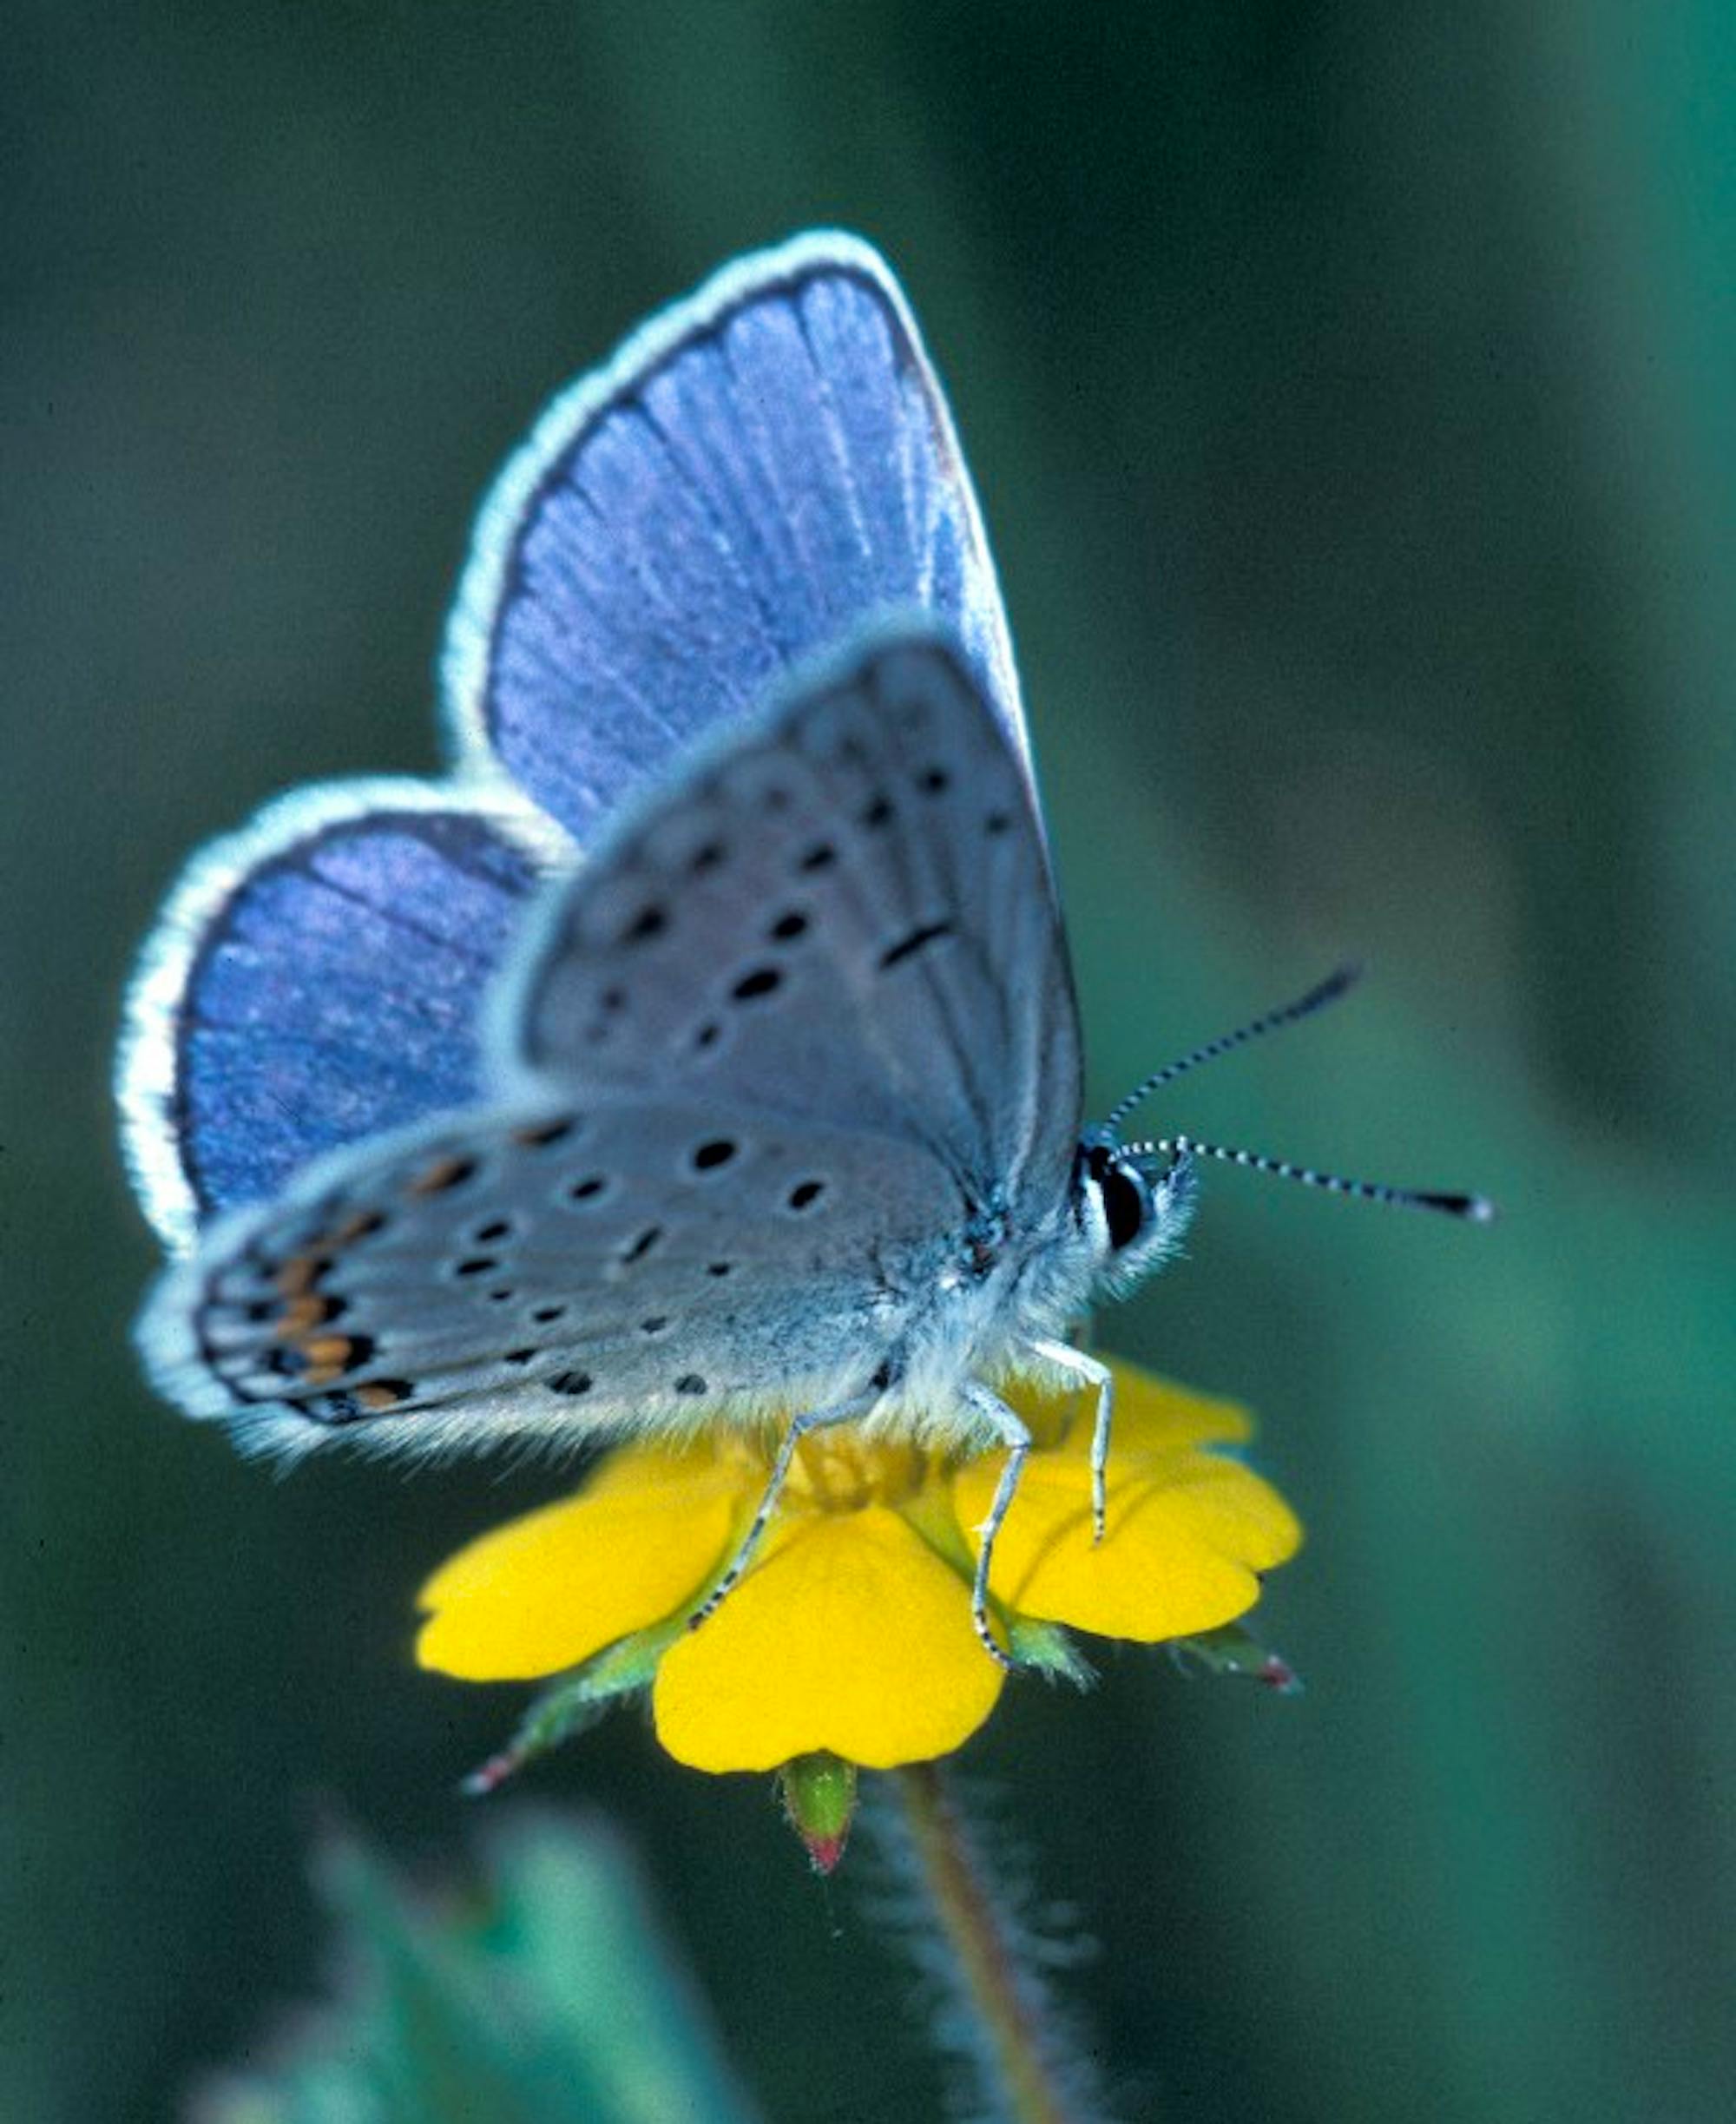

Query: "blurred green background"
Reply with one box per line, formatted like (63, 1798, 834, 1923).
(5, 3, 1733, 2119)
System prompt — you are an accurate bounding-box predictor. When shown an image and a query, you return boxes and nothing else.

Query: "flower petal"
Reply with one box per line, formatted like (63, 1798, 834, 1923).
(955, 1362, 1302, 1643)
(1024, 1359, 1255, 1454)
(416, 1444, 741, 1680)
(653, 1507, 1003, 1772)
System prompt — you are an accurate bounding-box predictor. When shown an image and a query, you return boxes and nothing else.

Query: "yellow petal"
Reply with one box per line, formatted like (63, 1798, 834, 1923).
(416, 1443, 741, 1680)
(955, 1360, 1302, 1642)
(1012, 1358, 1255, 1455)
(653, 1507, 1003, 1772)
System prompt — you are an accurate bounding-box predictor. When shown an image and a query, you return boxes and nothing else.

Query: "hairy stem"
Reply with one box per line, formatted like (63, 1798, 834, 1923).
(891, 1762, 1094, 2124)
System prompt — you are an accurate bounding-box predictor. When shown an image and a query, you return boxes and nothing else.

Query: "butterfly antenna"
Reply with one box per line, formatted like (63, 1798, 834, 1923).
(1105, 963, 1363, 1132)
(1125, 1134, 1496, 1223)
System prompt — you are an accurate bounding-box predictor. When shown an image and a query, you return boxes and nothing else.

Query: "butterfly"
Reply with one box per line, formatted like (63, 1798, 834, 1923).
(119, 232, 1484, 1667)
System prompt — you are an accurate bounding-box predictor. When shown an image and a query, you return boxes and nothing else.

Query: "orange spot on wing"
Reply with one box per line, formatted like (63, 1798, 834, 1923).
(407, 1157, 476, 1197)
(356, 1380, 411, 1411)
(276, 1254, 331, 1298)
(279, 1293, 338, 1333)
(511, 1117, 577, 1147)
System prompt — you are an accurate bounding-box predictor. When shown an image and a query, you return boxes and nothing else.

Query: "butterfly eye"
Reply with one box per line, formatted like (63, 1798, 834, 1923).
(1084, 1145, 1151, 1253)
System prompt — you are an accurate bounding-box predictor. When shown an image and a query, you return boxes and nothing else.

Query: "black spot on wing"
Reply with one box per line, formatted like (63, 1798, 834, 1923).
(878, 920, 954, 971)
(621, 904, 667, 944)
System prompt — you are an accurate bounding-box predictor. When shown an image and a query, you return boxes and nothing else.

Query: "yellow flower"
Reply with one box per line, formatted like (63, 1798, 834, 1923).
(416, 1358, 1301, 1777)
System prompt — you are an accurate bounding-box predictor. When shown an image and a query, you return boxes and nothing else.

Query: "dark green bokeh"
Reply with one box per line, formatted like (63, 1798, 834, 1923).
(5, 4, 1733, 2119)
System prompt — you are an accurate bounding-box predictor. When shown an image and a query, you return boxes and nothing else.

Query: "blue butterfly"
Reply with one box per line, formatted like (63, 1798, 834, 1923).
(118, 233, 1483, 1666)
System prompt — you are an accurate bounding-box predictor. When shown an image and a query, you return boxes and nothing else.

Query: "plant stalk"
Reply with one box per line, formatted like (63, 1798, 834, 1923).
(891, 1761, 1089, 2124)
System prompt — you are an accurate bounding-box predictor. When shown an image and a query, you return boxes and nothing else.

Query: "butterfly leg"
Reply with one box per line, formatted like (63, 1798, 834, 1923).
(960, 1382, 1034, 1673)
(687, 1392, 878, 1634)
(1027, 1339, 1115, 1543)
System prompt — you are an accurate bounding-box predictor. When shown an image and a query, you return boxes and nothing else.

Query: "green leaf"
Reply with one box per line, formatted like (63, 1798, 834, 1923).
(195, 1814, 758, 2124)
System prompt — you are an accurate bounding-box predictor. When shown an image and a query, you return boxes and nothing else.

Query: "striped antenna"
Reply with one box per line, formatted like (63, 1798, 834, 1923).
(1127, 1134, 1496, 1223)
(1105, 963, 1362, 1131)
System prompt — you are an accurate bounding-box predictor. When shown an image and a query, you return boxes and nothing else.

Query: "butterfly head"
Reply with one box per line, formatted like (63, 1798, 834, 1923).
(1062, 963, 1492, 1317)
(1072, 1128, 1199, 1299)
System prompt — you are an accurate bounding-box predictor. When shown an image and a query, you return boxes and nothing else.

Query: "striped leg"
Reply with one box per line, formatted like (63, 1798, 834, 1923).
(1028, 1338, 1115, 1542)
(687, 1393, 876, 1632)
(960, 1382, 1034, 1672)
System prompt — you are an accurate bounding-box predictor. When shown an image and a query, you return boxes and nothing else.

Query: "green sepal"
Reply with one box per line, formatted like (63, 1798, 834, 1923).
(777, 1751, 858, 1872)
(1171, 1620, 1303, 1693)
(464, 1609, 695, 1795)
(1008, 1614, 1096, 1687)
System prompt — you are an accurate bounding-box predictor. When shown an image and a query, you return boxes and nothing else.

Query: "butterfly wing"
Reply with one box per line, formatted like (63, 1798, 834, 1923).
(443, 231, 1029, 845)
(141, 628, 1083, 1459)
(122, 233, 1024, 1254)
(118, 782, 568, 1248)
(501, 624, 1082, 1223)
(136, 1091, 963, 1459)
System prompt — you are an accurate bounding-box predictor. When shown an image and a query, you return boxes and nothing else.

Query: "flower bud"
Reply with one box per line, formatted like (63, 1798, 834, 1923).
(777, 1752, 858, 1873)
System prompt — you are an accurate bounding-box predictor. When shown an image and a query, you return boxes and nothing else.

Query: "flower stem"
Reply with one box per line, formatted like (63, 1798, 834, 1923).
(890, 1762, 1090, 2124)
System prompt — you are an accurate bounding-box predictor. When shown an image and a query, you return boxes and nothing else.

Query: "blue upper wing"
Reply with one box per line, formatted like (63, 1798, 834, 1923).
(118, 783, 565, 1247)
(442, 231, 1028, 845)
(120, 233, 1022, 1259)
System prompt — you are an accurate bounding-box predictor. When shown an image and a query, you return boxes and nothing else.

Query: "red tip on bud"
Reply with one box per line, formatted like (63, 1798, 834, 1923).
(803, 1831, 849, 1876)
(1171, 1621, 1305, 1695)
(777, 1752, 858, 1873)
(1259, 1654, 1305, 1697)
(460, 1749, 523, 1798)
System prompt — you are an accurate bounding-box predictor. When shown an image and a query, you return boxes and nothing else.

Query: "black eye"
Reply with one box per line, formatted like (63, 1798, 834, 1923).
(1088, 1146, 1149, 1252)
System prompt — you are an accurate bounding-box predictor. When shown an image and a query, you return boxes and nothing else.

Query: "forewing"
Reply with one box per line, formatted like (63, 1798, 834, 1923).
(118, 782, 566, 1248)
(138, 1093, 957, 1458)
(443, 232, 1028, 844)
(501, 628, 1082, 1220)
